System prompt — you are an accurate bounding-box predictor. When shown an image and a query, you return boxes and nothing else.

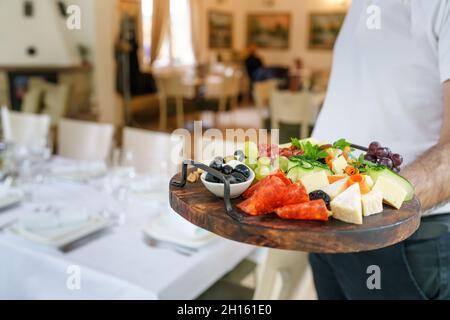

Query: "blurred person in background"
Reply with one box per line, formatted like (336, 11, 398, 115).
(244, 43, 264, 100)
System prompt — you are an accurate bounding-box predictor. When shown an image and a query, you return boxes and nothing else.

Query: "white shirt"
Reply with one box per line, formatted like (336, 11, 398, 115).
(313, 0, 450, 214)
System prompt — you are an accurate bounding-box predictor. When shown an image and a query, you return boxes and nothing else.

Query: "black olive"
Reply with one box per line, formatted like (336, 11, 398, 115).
(231, 172, 247, 184)
(205, 173, 220, 183)
(225, 174, 238, 185)
(210, 162, 223, 172)
(234, 150, 245, 162)
(222, 165, 233, 175)
(309, 190, 331, 210)
(234, 164, 251, 179)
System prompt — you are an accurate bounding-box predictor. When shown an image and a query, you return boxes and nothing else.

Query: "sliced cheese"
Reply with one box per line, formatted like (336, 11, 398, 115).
(364, 175, 374, 189)
(330, 183, 363, 225)
(362, 190, 383, 216)
(372, 176, 407, 209)
(300, 171, 330, 194)
(332, 155, 348, 174)
(321, 178, 349, 200)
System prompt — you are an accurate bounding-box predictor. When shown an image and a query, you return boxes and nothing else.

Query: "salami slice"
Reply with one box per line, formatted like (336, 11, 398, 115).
(237, 176, 288, 216)
(284, 181, 309, 206)
(275, 200, 329, 221)
(242, 169, 291, 199)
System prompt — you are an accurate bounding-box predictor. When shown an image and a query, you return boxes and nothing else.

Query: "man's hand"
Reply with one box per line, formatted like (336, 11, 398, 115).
(402, 80, 450, 212)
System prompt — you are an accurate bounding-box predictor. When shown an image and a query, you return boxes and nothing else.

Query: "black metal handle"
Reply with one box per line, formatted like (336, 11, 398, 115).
(171, 160, 245, 222)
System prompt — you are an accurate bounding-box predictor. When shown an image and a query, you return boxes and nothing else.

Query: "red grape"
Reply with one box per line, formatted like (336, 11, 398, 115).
(376, 148, 389, 158)
(391, 153, 403, 167)
(380, 158, 393, 169)
(369, 142, 381, 153)
(364, 154, 376, 162)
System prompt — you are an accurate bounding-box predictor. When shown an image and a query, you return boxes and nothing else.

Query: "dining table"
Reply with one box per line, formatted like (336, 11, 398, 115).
(0, 157, 255, 300)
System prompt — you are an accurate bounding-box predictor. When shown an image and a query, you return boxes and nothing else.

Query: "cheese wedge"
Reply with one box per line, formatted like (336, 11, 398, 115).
(300, 171, 330, 194)
(330, 183, 363, 225)
(332, 155, 348, 174)
(362, 190, 383, 216)
(321, 178, 348, 200)
(372, 176, 407, 209)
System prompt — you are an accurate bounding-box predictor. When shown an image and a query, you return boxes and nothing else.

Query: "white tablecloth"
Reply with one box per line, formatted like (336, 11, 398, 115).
(0, 169, 254, 299)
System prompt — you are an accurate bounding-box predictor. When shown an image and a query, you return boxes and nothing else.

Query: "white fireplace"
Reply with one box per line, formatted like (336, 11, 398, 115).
(0, 0, 81, 66)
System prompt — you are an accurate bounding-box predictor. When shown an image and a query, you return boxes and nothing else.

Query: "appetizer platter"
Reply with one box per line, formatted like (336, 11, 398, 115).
(170, 138, 421, 253)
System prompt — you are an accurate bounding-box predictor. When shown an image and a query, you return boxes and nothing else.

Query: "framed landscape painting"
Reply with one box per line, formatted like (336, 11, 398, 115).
(309, 12, 346, 50)
(247, 13, 290, 49)
(208, 11, 233, 49)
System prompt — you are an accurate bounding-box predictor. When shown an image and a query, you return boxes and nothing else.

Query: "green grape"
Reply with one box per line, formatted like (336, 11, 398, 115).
(257, 157, 272, 167)
(244, 141, 259, 160)
(274, 156, 289, 172)
(255, 165, 271, 181)
(244, 158, 257, 171)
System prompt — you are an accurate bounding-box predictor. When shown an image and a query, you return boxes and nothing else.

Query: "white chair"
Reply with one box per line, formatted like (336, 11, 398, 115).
(156, 74, 195, 130)
(205, 72, 241, 113)
(122, 127, 189, 176)
(270, 90, 320, 139)
(1, 107, 50, 149)
(253, 80, 278, 128)
(253, 249, 316, 300)
(57, 119, 114, 162)
(26, 78, 70, 125)
(253, 80, 278, 110)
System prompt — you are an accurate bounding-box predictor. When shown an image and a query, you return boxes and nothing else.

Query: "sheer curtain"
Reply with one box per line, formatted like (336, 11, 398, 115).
(141, 0, 196, 67)
(190, 0, 203, 63)
(150, 0, 170, 65)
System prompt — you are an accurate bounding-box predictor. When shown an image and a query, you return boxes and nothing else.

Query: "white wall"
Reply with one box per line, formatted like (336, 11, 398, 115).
(202, 0, 350, 70)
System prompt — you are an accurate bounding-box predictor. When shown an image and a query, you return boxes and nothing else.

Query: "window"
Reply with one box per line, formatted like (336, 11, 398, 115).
(141, 0, 195, 67)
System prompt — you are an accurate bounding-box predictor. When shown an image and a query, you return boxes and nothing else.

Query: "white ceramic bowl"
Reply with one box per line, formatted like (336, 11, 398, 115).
(200, 168, 255, 199)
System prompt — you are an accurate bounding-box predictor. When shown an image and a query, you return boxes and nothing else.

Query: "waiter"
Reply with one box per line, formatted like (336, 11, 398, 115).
(312, 0, 450, 299)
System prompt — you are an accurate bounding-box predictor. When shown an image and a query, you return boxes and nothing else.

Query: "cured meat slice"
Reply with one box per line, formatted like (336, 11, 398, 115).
(275, 200, 329, 221)
(242, 169, 291, 199)
(237, 176, 288, 216)
(284, 181, 309, 206)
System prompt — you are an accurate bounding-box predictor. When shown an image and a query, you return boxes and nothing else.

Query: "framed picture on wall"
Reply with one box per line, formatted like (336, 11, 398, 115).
(247, 13, 291, 49)
(308, 12, 346, 50)
(208, 11, 233, 49)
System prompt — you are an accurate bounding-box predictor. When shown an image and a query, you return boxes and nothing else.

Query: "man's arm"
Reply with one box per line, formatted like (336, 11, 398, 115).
(402, 80, 450, 212)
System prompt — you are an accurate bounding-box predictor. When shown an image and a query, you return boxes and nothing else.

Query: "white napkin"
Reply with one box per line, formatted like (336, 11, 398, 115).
(19, 205, 90, 231)
(161, 206, 208, 239)
(50, 161, 107, 181)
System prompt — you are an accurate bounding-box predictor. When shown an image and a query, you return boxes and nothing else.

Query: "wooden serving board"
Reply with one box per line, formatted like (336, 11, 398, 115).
(169, 173, 422, 253)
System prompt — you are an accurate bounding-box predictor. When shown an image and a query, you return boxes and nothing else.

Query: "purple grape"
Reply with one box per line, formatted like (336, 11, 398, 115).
(368, 142, 381, 153)
(391, 153, 403, 167)
(364, 154, 376, 162)
(385, 148, 392, 157)
(392, 166, 400, 173)
(376, 147, 389, 158)
(380, 158, 393, 169)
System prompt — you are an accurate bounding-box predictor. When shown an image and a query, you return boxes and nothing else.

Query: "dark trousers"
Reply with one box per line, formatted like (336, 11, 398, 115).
(310, 214, 450, 300)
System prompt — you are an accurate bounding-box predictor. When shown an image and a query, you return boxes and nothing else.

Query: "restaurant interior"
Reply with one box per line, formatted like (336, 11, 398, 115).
(0, 0, 351, 299)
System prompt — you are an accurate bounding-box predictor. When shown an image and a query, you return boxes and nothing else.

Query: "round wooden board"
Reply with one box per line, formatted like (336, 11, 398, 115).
(169, 173, 422, 253)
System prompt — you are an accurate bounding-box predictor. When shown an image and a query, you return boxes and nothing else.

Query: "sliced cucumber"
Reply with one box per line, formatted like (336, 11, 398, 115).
(366, 167, 415, 201)
(287, 162, 332, 183)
